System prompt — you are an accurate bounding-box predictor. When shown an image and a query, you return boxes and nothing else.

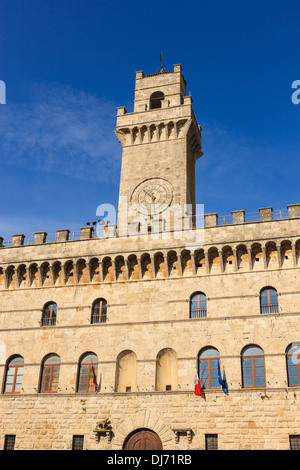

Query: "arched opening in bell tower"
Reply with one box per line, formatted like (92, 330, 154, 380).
(150, 91, 164, 109)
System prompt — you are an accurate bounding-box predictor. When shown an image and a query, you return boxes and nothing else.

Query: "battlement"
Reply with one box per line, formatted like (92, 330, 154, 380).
(1, 204, 299, 248)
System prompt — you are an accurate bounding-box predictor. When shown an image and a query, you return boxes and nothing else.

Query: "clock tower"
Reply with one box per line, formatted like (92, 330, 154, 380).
(115, 64, 202, 236)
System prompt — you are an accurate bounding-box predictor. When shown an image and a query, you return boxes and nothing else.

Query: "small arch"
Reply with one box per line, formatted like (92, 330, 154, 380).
(241, 344, 266, 388)
(190, 292, 207, 318)
(251, 243, 263, 270)
(167, 250, 179, 277)
(102, 256, 114, 282)
(64, 260, 75, 285)
(41, 301, 57, 326)
(3, 355, 24, 394)
(39, 354, 61, 393)
(208, 247, 220, 273)
(127, 254, 139, 280)
(155, 348, 178, 392)
(154, 252, 166, 278)
(77, 259, 88, 284)
(91, 298, 107, 324)
(222, 245, 234, 272)
(17, 264, 27, 288)
(115, 255, 127, 281)
(265, 241, 278, 268)
(141, 253, 152, 279)
(123, 428, 163, 450)
(77, 352, 98, 393)
(260, 286, 278, 314)
(150, 91, 164, 109)
(181, 249, 193, 276)
(40, 262, 51, 287)
(52, 261, 63, 286)
(115, 350, 137, 392)
(194, 249, 206, 274)
(6, 265, 16, 289)
(197, 346, 220, 389)
(286, 342, 300, 387)
(90, 257, 100, 283)
(236, 244, 248, 271)
(281, 240, 293, 267)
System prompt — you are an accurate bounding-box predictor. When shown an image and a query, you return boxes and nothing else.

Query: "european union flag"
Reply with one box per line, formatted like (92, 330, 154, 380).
(217, 359, 228, 394)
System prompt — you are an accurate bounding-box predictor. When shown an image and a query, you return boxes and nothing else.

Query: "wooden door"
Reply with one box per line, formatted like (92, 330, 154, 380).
(124, 429, 162, 450)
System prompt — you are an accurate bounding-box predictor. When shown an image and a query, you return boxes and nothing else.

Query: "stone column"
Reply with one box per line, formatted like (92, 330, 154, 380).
(233, 248, 238, 271)
(191, 252, 196, 275)
(247, 246, 252, 270)
(205, 251, 210, 274)
(276, 244, 282, 268)
(218, 249, 224, 273)
(137, 257, 142, 279)
(291, 242, 297, 267)
(177, 252, 182, 277)
(150, 255, 156, 279)
(112, 259, 117, 282)
(262, 246, 267, 269)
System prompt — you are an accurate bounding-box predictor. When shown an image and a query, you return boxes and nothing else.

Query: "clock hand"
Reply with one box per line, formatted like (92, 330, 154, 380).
(144, 189, 156, 202)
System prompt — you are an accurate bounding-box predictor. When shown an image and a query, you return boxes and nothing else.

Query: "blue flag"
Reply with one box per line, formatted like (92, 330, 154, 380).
(217, 359, 228, 394)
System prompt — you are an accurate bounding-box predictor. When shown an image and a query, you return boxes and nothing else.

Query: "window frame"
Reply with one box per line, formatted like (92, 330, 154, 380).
(77, 353, 98, 393)
(260, 287, 278, 314)
(91, 298, 107, 324)
(4, 435, 16, 450)
(205, 434, 218, 450)
(286, 344, 300, 387)
(3, 356, 24, 394)
(290, 435, 300, 450)
(41, 302, 57, 326)
(241, 346, 266, 388)
(72, 435, 84, 450)
(190, 292, 207, 318)
(198, 347, 220, 390)
(39, 354, 61, 393)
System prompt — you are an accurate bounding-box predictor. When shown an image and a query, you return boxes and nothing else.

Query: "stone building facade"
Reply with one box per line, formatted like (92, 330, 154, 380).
(0, 65, 300, 450)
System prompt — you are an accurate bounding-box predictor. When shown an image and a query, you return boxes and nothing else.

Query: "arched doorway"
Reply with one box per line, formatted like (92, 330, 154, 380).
(123, 428, 163, 450)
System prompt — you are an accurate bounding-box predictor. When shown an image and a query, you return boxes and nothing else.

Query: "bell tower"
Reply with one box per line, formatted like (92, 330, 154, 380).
(115, 64, 203, 236)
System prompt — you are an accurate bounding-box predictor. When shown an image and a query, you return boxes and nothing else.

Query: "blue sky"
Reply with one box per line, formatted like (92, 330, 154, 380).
(0, 0, 299, 240)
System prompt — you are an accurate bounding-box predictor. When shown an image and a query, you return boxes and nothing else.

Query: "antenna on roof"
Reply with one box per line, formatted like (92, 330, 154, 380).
(157, 53, 167, 73)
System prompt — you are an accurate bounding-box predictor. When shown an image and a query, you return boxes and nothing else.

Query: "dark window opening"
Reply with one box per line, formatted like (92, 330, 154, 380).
(72, 435, 84, 450)
(4, 435, 16, 450)
(150, 91, 164, 109)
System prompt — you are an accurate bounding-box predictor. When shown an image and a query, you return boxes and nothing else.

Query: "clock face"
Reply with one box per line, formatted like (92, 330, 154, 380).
(132, 178, 173, 215)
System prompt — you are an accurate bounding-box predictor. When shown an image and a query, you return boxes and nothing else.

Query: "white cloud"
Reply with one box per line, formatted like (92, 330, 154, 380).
(0, 83, 121, 182)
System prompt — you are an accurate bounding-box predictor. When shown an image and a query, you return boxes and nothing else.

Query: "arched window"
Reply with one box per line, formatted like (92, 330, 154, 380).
(150, 91, 164, 109)
(198, 347, 220, 389)
(115, 350, 137, 392)
(77, 353, 98, 393)
(286, 343, 300, 387)
(260, 287, 278, 314)
(41, 302, 57, 326)
(3, 355, 24, 394)
(241, 345, 266, 388)
(39, 354, 61, 393)
(190, 292, 207, 318)
(155, 348, 178, 391)
(91, 299, 107, 324)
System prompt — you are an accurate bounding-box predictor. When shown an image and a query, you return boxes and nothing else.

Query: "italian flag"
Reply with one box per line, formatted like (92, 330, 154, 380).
(194, 368, 202, 396)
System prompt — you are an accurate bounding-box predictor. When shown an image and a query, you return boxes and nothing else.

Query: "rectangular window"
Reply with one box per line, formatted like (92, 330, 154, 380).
(290, 435, 300, 450)
(205, 434, 218, 450)
(72, 435, 84, 450)
(4, 435, 16, 450)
